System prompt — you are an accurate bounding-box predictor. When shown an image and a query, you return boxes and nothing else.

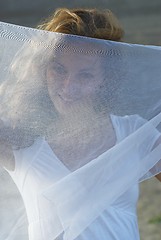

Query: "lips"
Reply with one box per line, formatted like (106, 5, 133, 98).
(58, 94, 75, 102)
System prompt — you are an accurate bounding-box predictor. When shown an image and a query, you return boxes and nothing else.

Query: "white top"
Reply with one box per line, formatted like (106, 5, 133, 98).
(7, 115, 160, 240)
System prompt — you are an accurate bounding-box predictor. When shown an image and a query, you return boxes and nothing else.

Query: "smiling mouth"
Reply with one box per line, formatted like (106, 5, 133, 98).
(58, 94, 75, 102)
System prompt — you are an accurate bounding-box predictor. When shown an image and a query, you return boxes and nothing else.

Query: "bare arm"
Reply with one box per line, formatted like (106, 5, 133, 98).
(0, 119, 35, 171)
(155, 173, 161, 182)
(152, 136, 161, 182)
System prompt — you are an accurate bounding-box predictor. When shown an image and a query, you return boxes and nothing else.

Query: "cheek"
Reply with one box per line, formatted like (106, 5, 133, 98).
(83, 80, 100, 95)
(46, 70, 62, 91)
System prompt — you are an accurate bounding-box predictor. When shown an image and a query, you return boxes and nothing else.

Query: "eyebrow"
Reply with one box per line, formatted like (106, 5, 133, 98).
(51, 60, 65, 68)
(51, 59, 95, 72)
(78, 67, 95, 72)
(51, 59, 94, 72)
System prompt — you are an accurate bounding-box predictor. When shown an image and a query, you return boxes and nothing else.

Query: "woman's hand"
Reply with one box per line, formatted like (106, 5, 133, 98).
(152, 135, 161, 182)
(155, 173, 161, 182)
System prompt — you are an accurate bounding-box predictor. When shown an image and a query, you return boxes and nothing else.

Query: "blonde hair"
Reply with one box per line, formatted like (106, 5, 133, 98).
(37, 8, 124, 41)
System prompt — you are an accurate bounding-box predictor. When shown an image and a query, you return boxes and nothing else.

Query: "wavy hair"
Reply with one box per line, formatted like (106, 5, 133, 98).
(38, 8, 124, 41)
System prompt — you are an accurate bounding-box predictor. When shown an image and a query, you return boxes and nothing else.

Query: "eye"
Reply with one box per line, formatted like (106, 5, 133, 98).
(78, 72, 94, 80)
(49, 62, 67, 75)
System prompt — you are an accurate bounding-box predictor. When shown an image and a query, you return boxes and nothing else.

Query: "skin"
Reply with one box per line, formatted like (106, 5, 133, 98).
(152, 136, 161, 181)
(156, 174, 161, 181)
(46, 53, 116, 168)
(0, 52, 161, 180)
(46, 53, 104, 116)
(45, 53, 161, 178)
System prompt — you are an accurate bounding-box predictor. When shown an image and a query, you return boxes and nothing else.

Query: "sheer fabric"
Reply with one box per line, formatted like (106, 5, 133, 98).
(0, 21, 161, 240)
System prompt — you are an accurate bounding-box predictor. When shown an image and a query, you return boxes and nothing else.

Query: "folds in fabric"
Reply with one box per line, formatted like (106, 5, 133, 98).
(0, 21, 161, 239)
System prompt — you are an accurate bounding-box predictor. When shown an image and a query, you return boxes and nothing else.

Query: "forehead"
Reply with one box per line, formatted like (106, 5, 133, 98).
(52, 52, 102, 70)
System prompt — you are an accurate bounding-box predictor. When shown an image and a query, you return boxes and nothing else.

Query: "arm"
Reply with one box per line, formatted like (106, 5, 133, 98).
(155, 173, 161, 182)
(0, 119, 35, 171)
(152, 135, 161, 182)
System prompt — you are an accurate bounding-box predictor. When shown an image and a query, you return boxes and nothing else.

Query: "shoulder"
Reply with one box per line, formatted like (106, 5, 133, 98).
(10, 137, 45, 174)
(13, 137, 44, 159)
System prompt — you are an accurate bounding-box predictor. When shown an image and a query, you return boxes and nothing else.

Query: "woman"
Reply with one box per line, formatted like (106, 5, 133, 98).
(0, 8, 161, 240)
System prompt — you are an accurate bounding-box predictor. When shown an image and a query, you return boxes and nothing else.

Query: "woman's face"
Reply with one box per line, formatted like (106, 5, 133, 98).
(46, 53, 104, 115)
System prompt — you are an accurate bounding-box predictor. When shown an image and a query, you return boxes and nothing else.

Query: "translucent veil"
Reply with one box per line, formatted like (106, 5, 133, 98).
(0, 21, 161, 240)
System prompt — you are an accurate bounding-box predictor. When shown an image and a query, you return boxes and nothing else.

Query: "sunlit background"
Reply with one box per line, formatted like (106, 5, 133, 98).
(0, 0, 161, 239)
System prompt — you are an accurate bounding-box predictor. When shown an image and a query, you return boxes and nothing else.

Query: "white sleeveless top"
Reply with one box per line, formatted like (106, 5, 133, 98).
(8, 115, 160, 240)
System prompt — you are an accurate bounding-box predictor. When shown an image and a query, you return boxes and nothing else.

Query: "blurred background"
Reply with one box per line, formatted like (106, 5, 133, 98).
(0, 0, 161, 239)
(0, 0, 161, 45)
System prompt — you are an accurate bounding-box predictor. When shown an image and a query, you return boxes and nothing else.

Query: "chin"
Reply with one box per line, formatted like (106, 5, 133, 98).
(53, 98, 76, 115)
(51, 94, 92, 116)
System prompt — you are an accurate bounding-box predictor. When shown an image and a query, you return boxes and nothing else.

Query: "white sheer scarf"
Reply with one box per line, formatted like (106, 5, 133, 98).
(0, 21, 161, 240)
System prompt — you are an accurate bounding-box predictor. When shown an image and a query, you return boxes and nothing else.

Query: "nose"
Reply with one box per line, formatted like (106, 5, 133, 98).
(62, 74, 78, 96)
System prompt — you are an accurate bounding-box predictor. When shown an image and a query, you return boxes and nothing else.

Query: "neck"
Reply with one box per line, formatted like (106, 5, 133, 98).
(47, 114, 116, 170)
